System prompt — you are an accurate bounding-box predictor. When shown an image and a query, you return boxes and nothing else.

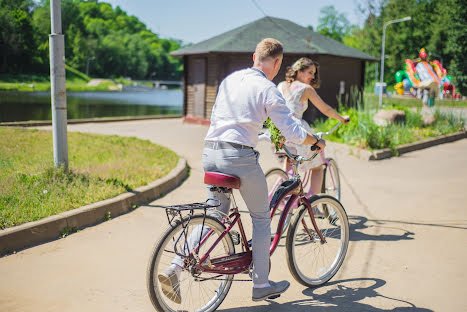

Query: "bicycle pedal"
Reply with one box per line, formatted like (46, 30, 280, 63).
(268, 294, 281, 299)
(230, 230, 241, 245)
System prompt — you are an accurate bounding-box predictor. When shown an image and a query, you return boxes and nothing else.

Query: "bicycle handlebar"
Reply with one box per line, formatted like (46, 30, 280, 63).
(314, 121, 343, 140)
(280, 120, 346, 165)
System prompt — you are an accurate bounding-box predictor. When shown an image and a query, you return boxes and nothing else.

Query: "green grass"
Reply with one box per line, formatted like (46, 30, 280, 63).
(0, 127, 179, 229)
(366, 93, 467, 108)
(0, 66, 122, 92)
(0, 80, 119, 92)
(114, 77, 153, 87)
(314, 96, 465, 152)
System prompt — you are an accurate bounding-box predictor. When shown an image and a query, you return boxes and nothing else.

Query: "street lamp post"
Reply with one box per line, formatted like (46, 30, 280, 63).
(379, 16, 411, 107)
(49, 0, 68, 169)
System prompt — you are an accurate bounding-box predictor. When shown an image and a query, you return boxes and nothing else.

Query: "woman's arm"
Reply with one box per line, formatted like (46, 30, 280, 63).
(303, 86, 349, 123)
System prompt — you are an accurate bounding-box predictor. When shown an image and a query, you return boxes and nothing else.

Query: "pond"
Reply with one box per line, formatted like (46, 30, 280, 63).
(0, 89, 183, 122)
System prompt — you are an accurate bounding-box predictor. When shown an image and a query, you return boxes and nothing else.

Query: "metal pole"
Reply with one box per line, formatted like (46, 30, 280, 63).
(378, 24, 387, 107)
(49, 0, 68, 169)
(375, 62, 378, 86)
(379, 17, 411, 107)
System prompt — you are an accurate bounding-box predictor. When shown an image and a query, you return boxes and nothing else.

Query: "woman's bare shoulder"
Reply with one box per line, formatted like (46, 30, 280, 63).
(278, 81, 290, 94)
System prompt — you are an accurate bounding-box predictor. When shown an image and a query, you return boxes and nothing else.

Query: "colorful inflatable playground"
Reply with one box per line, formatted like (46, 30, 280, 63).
(394, 48, 459, 106)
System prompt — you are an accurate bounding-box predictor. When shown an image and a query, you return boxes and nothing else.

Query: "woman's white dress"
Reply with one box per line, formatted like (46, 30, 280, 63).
(277, 81, 323, 171)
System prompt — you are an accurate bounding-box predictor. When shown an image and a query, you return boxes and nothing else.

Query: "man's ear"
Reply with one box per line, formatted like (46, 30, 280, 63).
(253, 53, 256, 64)
(274, 57, 280, 69)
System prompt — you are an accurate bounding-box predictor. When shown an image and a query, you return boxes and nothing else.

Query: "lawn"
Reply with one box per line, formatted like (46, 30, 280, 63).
(366, 93, 467, 108)
(0, 127, 179, 229)
(313, 94, 465, 152)
(0, 66, 122, 92)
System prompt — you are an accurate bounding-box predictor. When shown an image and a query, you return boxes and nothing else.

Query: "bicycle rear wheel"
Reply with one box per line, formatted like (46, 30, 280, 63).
(286, 195, 349, 287)
(147, 214, 234, 312)
(265, 168, 292, 237)
(321, 158, 341, 201)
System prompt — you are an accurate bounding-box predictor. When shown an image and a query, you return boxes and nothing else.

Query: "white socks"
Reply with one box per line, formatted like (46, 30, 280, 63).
(170, 264, 183, 279)
(253, 282, 271, 288)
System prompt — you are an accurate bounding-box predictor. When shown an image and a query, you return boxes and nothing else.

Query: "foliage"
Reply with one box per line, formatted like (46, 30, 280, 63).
(365, 93, 467, 108)
(264, 118, 285, 151)
(313, 95, 465, 151)
(0, 0, 183, 80)
(324, 0, 466, 95)
(442, 0, 467, 95)
(315, 5, 351, 42)
(0, 0, 36, 73)
(0, 66, 123, 91)
(65, 64, 89, 82)
(0, 127, 179, 229)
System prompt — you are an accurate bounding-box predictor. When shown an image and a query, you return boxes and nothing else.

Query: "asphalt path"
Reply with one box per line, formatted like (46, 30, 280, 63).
(1, 118, 466, 312)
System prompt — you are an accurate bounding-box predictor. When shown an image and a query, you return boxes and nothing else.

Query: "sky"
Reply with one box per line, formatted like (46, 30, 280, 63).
(103, 0, 365, 44)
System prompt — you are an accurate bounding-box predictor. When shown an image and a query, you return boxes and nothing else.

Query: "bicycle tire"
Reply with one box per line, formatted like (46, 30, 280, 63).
(265, 168, 293, 237)
(286, 195, 349, 287)
(147, 214, 234, 312)
(321, 158, 341, 201)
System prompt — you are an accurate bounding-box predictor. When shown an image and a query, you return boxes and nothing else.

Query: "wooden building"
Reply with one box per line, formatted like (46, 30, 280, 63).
(171, 16, 377, 124)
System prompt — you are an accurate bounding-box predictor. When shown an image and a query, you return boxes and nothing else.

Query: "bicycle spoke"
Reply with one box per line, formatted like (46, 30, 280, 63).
(147, 215, 234, 312)
(286, 196, 349, 287)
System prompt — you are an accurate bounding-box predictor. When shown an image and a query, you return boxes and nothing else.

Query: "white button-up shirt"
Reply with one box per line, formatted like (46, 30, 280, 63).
(205, 68, 308, 147)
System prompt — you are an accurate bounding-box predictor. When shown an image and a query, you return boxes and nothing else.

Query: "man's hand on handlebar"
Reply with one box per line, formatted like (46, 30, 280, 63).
(303, 134, 325, 151)
(311, 139, 326, 151)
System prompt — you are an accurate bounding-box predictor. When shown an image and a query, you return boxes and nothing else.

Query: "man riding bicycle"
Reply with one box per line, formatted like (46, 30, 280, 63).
(159, 38, 325, 303)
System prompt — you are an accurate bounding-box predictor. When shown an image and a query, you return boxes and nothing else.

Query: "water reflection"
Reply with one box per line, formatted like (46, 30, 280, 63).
(0, 89, 183, 122)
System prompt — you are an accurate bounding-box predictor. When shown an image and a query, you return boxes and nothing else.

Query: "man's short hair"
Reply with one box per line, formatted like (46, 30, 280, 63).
(255, 38, 283, 62)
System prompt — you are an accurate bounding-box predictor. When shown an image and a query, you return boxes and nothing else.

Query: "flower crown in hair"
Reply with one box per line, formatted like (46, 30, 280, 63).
(292, 59, 303, 71)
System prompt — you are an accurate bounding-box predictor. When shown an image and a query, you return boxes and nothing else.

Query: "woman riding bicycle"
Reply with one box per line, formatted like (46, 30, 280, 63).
(277, 57, 349, 196)
(158, 39, 325, 304)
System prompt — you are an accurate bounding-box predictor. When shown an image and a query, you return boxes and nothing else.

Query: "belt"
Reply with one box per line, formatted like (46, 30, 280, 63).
(205, 141, 253, 150)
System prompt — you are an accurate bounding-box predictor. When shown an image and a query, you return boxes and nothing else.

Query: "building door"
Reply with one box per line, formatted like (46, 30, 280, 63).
(193, 58, 206, 118)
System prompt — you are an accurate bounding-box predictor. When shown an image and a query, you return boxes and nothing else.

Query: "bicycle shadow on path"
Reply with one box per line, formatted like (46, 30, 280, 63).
(348, 214, 467, 242)
(219, 278, 434, 312)
(348, 216, 415, 242)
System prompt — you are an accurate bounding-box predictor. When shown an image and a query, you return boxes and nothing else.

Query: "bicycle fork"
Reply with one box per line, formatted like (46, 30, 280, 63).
(301, 196, 326, 244)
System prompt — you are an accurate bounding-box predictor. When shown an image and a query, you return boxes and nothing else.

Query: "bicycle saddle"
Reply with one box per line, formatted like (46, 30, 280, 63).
(204, 172, 241, 189)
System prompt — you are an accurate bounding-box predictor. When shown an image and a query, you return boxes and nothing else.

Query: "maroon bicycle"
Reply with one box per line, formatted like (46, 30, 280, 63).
(147, 144, 350, 312)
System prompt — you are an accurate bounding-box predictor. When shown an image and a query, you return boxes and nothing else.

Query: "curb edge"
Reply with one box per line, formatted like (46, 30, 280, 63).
(0, 158, 188, 255)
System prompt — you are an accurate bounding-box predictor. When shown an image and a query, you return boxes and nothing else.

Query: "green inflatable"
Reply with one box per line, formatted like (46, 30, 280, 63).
(395, 70, 405, 83)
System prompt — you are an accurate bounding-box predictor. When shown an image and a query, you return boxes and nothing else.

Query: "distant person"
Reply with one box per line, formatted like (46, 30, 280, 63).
(415, 48, 440, 107)
(277, 57, 349, 196)
(158, 38, 325, 304)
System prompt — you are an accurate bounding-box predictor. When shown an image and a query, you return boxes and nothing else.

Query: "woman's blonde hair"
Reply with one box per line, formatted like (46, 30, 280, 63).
(285, 57, 320, 88)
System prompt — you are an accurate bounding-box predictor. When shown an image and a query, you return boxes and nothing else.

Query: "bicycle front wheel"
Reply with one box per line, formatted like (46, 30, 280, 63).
(322, 158, 341, 201)
(286, 195, 349, 287)
(147, 214, 234, 312)
(265, 168, 292, 237)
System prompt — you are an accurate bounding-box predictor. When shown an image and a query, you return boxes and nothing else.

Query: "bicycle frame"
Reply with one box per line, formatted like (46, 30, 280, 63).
(281, 153, 338, 198)
(273, 121, 344, 198)
(185, 148, 326, 276)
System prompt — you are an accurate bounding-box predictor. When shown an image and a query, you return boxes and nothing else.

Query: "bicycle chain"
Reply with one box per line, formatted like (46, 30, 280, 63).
(196, 276, 252, 282)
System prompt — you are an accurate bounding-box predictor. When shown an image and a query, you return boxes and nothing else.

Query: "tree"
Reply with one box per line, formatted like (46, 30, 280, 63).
(2, 0, 184, 79)
(316, 5, 350, 42)
(437, 0, 467, 95)
(0, 0, 36, 73)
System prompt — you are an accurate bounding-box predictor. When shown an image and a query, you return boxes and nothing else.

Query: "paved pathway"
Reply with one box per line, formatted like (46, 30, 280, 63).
(1, 118, 466, 311)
